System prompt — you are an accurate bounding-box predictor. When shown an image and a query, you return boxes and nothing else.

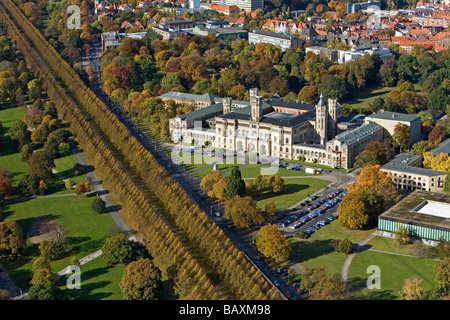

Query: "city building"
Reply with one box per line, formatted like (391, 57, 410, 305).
(364, 110, 421, 146)
(248, 29, 304, 52)
(100, 32, 147, 51)
(218, 0, 264, 11)
(381, 153, 448, 192)
(378, 190, 450, 244)
(208, 4, 240, 15)
(346, 0, 382, 14)
(192, 26, 248, 39)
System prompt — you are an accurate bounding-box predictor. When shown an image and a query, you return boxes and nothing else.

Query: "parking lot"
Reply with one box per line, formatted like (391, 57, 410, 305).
(275, 188, 348, 237)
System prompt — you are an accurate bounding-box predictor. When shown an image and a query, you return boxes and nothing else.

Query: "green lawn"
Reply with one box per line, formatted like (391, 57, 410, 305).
(240, 164, 312, 179)
(348, 85, 396, 112)
(289, 220, 375, 277)
(250, 177, 331, 210)
(2, 195, 116, 290)
(53, 152, 87, 185)
(281, 158, 350, 173)
(0, 106, 28, 185)
(59, 256, 125, 300)
(347, 250, 438, 300)
(290, 237, 347, 277)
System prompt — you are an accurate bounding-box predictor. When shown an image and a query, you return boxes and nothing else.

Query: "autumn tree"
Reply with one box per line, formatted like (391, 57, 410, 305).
(399, 276, 425, 300)
(264, 199, 277, 217)
(299, 265, 327, 290)
(28, 256, 61, 300)
(411, 140, 429, 156)
(433, 257, 450, 298)
(74, 182, 90, 194)
(353, 141, 390, 168)
(27, 150, 55, 179)
(0, 220, 27, 261)
(120, 258, 164, 300)
(394, 226, 410, 245)
(0, 168, 15, 196)
(428, 125, 447, 147)
(224, 196, 263, 229)
(297, 85, 318, 104)
(423, 152, 450, 172)
(338, 191, 369, 230)
(254, 224, 290, 263)
(309, 274, 345, 300)
(392, 123, 411, 152)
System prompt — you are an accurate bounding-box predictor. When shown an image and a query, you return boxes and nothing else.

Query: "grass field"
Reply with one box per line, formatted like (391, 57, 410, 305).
(0, 106, 29, 185)
(2, 189, 116, 290)
(289, 220, 375, 277)
(240, 164, 312, 179)
(348, 85, 396, 112)
(249, 177, 331, 210)
(59, 256, 125, 300)
(347, 250, 438, 300)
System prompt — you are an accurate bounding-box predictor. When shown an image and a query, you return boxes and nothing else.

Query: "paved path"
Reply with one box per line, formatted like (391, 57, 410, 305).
(55, 249, 103, 279)
(69, 139, 139, 242)
(341, 230, 380, 299)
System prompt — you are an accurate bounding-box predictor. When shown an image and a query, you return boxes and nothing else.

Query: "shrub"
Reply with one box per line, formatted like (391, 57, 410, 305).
(336, 238, 352, 254)
(91, 198, 107, 214)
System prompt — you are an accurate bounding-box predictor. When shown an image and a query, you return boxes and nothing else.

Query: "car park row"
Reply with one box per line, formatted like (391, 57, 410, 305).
(277, 189, 348, 236)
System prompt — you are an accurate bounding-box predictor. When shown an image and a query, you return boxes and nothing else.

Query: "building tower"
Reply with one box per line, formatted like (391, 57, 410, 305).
(315, 94, 328, 145)
(327, 98, 342, 139)
(250, 88, 263, 123)
(222, 97, 232, 115)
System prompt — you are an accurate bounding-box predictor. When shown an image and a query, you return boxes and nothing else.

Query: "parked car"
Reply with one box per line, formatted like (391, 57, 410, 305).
(285, 292, 292, 299)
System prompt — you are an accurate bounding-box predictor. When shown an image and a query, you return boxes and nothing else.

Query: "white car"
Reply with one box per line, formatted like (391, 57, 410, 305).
(215, 212, 221, 217)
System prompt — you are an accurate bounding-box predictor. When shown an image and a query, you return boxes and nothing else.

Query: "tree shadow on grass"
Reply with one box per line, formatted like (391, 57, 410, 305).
(346, 276, 396, 300)
(290, 239, 334, 263)
(60, 265, 115, 300)
(67, 237, 106, 255)
(251, 183, 309, 203)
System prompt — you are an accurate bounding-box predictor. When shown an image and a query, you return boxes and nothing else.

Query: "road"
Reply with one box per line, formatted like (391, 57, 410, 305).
(83, 39, 355, 300)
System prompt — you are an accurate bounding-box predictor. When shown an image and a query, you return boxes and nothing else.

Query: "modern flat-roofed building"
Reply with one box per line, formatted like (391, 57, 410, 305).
(381, 153, 448, 192)
(378, 190, 450, 245)
(364, 110, 421, 146)
(346, 0, 381, 14)
(249, 29, 304, 52)
(306, 46, 339, 63)
(220, 0, 264, 11)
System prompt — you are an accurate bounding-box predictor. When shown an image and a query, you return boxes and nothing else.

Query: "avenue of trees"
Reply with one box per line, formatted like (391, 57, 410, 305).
(0, 0, 280, 299)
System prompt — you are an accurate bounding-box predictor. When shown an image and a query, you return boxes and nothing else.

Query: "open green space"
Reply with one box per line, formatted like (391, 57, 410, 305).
(2, 194, 116, 290)
(53, 152, 87, 185)
(347, 85, 396, 111)
(289, 220, 375, 277)
(282, 158, 350, 173)
(240, 164, 312, 179)
(249, 177, 331, 210)
(0, 106, 28, 185)
(290, 237, 347, 277)
(59, 256, 125, 300)
(347, 250, 438, 300)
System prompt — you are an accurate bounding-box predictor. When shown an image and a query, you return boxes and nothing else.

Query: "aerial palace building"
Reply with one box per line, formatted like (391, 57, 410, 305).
(168, 89, 397, 169)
